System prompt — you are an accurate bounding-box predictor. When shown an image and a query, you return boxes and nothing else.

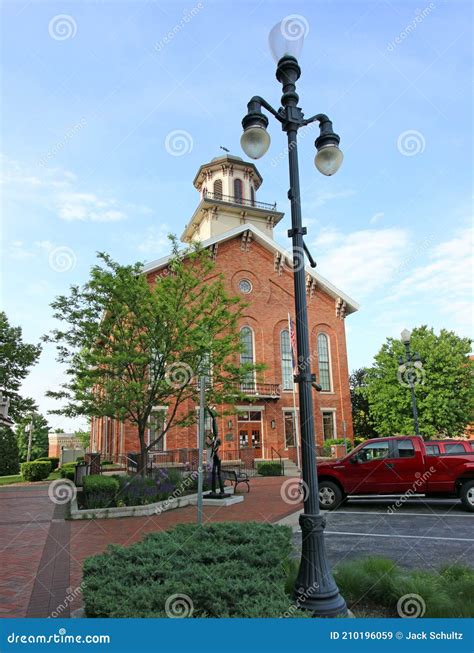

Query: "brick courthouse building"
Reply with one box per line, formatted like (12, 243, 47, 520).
(91, 154, 359, 466)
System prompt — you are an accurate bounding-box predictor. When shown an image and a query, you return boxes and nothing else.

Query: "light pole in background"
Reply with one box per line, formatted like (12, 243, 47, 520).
(26, 419, 34, 462)
(399, 328, 423, 437)
(239, 21, 347, 617)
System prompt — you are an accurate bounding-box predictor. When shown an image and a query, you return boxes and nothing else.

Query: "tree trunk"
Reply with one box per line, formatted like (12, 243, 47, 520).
(138, 426, 148, 477)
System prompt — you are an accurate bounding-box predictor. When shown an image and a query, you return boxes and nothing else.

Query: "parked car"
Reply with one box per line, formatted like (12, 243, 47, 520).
(425, 440, 474, 455)
(316, 435, 474, 512)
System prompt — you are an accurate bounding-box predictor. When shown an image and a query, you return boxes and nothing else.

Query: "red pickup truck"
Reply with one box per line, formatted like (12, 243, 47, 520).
(317, 436, 474, 512)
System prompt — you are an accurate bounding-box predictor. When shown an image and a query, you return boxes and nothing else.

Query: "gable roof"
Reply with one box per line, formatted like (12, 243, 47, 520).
(142, 223, 360, 315)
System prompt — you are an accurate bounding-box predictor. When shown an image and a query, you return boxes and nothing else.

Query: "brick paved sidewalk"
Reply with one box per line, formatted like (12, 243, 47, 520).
(0, 477, 302, 618)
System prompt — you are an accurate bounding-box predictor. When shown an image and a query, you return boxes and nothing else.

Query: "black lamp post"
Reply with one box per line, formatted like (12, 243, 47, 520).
(399, 329, 423, 437)
(239, 24, 347, 617)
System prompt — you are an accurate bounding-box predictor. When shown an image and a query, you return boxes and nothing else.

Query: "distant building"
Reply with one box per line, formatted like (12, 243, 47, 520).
(48, 432, 83, 458)
(91, 154, 359, 465)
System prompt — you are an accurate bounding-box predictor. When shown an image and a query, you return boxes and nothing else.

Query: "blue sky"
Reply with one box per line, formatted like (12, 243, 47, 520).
(1, 0, 472, 431)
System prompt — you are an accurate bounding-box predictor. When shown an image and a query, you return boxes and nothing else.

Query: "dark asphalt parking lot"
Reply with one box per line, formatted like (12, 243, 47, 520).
(292, 497, 473, 570)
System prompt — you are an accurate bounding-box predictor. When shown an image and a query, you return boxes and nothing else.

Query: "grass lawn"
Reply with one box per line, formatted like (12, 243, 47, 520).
(0, 470, 61, 487)
(334, 557, 474, 618)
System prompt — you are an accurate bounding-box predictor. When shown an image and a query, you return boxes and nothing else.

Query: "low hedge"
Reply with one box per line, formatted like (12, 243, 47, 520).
(83, 475, 120, 509)
(256, 461, 282, 476)
(60, 463, 77, 481)
(35, 456, 60, 471)
(83, 522, 308, 618)
(20, 460, 52, 482)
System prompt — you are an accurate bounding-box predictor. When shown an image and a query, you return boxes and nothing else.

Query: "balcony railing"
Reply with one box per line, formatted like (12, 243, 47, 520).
(203, 191, 277, 212)
(240, 382, 281, 399)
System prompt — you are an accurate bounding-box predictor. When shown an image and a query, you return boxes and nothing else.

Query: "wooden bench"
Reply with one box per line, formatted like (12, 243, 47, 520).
(221, 468, 251, 493)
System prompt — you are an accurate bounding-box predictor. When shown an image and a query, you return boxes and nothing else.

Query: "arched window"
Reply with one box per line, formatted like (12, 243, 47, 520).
(213, 179, 223, 199)
(280, 330, 294, 391)
(250, 185, 255, 206)
(240, 326, 254, 391)
(234, 178, 243, 203)
(317, 333, 331, 391)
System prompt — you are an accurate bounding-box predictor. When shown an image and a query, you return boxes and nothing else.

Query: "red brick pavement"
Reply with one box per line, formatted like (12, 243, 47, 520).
(0, 487, 56, 618)
(0, 477, 302, 618)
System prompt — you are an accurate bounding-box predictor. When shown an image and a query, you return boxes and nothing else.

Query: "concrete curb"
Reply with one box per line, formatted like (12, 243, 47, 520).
(69, 486, 234, 520)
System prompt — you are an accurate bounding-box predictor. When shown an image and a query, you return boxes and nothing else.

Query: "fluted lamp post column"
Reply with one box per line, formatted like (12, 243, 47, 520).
(399, 329, 423, 437)
(239, 21, 347, 617)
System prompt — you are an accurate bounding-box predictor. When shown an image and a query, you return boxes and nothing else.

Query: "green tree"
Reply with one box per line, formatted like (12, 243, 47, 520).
(75, 428, 91, 452)
(15, 412, 50, 462)
(0, 425, 20, 476)
(365, 326, 473, 438)
(349, 368, 379, 440)
(45, 240, 259, 474)
(0, 312, 41, 421)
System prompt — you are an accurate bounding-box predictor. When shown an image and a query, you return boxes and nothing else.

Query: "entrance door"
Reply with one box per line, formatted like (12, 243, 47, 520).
(238, 410, 263, 459)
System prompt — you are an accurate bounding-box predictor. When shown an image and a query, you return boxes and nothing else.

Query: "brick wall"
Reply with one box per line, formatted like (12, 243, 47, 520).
(92, 234, 354, 461)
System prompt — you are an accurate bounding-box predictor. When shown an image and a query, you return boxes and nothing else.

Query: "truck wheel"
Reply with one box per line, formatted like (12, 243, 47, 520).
(460, 480, 474, 512)
(318, 481, 343, 511)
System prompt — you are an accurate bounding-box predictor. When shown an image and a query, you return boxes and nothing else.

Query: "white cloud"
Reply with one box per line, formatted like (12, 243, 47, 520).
(314, 227, 410, 298)
(385, 226, 473, 334)
(303, 187, 356, 211)
(138, 224, 170, 256)
(1, 154, 147, 223)
(370, 211, 384, 224)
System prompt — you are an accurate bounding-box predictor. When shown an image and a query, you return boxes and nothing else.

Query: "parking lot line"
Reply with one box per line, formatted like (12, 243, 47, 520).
(330, 510, 473, 518)
(324, 530, 474, 542)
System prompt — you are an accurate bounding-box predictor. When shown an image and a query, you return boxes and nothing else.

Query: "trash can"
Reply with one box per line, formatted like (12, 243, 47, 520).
(74, 461, 91, 487)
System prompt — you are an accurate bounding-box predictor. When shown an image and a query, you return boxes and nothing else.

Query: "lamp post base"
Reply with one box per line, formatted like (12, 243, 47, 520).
(294, 513, 348, 617)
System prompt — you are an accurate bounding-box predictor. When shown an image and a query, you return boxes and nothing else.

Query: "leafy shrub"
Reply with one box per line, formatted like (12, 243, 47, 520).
(83, 475, 119, 509)
(0, 426, 19, 476)
(60, 463, 77, 481)
(83, 522, 309, 618)
(334, 557, 474, 618)
(256, 461, 282, 476)
(20, 460, 52, 481)
(35, 456, 60, 471)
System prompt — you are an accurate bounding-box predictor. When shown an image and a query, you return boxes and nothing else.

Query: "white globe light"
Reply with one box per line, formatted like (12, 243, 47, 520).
(314, 144, 344, 176)
(268, 17, 308, 63)
(240, 126, 271, 160)
(401, 328, 411, 343)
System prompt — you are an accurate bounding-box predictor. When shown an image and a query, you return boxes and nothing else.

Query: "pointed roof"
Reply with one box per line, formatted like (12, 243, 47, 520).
(142, 223, 359, 315)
